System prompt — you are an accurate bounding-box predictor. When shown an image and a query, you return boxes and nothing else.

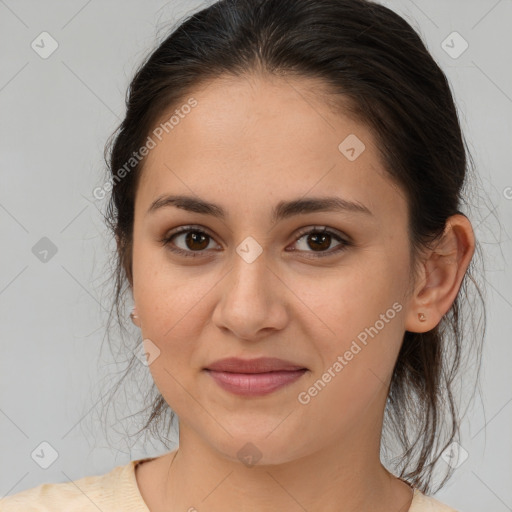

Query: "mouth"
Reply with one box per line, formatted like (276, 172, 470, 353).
(203, 357, 308, 396)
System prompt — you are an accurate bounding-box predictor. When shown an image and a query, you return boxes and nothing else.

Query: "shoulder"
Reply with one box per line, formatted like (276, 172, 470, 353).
(0, 459, 144, 512)
(410, 488, 460, 512)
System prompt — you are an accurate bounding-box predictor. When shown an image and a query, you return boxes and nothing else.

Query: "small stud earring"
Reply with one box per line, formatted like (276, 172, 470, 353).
(418, 312, 426, 322)
(130, 307, 139, 326)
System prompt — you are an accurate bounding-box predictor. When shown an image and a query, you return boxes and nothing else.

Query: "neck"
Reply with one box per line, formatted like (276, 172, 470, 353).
(153, 424, 413, 512)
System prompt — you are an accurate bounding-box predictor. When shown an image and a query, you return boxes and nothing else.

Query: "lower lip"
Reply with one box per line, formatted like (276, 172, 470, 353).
(204, 369, 307, 396)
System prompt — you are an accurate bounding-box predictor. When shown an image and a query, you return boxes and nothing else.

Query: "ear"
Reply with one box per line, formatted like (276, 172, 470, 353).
(405, 214, 475, 333)
(130, 305, 141, 328)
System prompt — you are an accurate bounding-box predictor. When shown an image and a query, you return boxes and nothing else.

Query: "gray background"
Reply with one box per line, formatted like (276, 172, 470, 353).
(1, 1, 511, 511)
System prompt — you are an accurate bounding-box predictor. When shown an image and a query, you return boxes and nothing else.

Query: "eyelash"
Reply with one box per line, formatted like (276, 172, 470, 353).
(160, 225, 352, 259)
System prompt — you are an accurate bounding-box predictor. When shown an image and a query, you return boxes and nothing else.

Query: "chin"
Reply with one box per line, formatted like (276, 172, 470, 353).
(203, 428, 310, 468)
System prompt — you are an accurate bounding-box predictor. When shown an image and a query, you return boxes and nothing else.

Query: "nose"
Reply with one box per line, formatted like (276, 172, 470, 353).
(211, 248, 289, 341)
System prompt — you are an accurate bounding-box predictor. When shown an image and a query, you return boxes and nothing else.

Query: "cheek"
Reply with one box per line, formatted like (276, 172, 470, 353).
(132, 240, 211, 332)
(136, 278, 203, 358)
(295, 279, 405, 444)
(301, 259, 402, 327)
(299, 258, 406, 378)
(135, 275, 204, 415)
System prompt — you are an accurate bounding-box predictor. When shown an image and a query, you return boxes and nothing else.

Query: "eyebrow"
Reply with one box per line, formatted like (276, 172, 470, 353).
(146, 194, 373, 222)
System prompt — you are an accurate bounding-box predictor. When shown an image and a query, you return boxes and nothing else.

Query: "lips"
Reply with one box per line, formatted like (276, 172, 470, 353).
(203, 357, 308, 396)
(204, 357, 307, 373)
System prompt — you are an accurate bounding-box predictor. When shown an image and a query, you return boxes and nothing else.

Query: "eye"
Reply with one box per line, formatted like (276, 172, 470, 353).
(160, 225, 220, 258)
(287, 226, 351, 258)
(160, 225, 352, 258)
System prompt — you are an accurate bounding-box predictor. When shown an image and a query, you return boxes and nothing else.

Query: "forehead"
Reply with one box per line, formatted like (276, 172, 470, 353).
(136, 74, 405, 223)
(145, 73, 364, 163)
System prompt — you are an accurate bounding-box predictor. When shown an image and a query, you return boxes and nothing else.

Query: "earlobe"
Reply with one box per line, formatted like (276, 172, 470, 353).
(130, 306, 141, 327)
(405, 214, 475, 333)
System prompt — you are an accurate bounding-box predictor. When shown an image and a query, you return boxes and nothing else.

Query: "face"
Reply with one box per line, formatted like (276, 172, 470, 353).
(131, 74, 414, 465)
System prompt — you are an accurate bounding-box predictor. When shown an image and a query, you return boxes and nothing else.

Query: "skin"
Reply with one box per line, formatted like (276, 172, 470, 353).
(128, 73, 475, 512)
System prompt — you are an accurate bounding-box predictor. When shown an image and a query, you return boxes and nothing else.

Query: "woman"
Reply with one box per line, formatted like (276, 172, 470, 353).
(1, 0, 484, 510)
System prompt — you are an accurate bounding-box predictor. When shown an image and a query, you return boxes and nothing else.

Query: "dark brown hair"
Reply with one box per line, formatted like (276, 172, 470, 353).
(97, 0, 486, 494)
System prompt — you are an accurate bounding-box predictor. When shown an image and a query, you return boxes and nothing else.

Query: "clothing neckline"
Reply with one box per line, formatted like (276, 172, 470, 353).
(117, 456, 158, 511)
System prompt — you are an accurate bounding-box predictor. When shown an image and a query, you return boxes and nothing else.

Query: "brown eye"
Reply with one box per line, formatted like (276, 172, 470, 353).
(161, 225, 351, 259)
(183, 231, 210, 251)
(161, 226, 219, 258)
(289, 226, 351, 258)
(304, 232, 332, 251)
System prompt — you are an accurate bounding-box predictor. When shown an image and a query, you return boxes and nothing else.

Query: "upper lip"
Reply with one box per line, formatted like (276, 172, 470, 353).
(204, 357, 307, 373)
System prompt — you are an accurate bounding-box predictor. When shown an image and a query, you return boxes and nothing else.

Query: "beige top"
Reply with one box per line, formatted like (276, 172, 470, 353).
(0, 457, 459, 511)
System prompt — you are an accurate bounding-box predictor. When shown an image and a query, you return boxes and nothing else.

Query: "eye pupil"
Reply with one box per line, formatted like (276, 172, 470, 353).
(308, 233, 331, 251)
(186, 231, 209, 250)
